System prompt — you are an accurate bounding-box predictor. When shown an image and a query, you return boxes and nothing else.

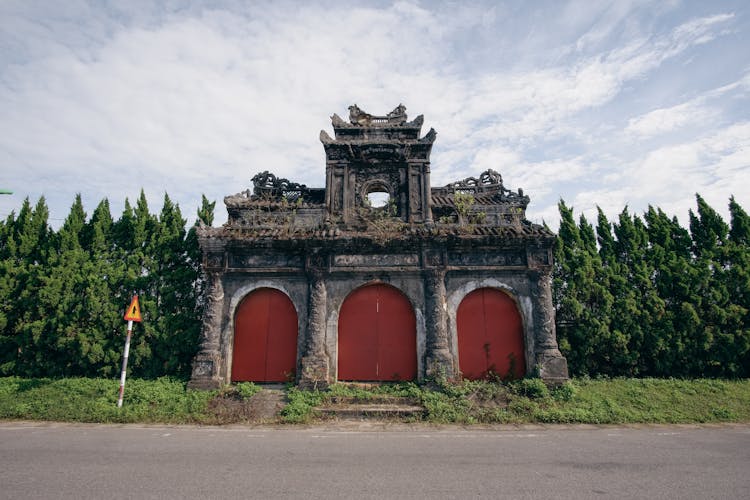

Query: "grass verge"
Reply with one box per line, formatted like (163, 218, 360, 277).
(1, 376, 748, 425)
(0, 376, 216, 424)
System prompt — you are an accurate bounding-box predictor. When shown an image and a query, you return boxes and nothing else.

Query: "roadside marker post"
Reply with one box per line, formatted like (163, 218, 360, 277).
(118, 295, 143, 408)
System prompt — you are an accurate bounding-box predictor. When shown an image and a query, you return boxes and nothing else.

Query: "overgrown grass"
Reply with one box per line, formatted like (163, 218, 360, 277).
(280, 386, 325, 423)
(420, 377, 750, 424)
(0, 376, 216, 424)
(1, 376, 749, 425)
(542, 377, 750, 424)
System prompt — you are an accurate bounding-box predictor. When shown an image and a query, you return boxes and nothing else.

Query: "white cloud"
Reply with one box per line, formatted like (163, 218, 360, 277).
(0, 1, 747, 233)
(567, 121, 750, 227)
(625, 100, 717, 136)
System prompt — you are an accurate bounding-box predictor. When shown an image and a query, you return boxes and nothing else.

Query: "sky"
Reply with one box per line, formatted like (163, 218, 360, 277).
(1, 0, 749, 230)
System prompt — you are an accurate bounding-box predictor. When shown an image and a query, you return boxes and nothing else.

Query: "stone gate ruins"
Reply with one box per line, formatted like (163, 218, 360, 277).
(188, 105, 568, 388)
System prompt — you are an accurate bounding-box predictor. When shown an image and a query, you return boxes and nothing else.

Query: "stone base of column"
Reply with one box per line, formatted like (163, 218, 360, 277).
(187, 351, 224, 390)
(425, 347, 455, 382)
(298, 354, 330, 390)
(535, 349, 569, 385)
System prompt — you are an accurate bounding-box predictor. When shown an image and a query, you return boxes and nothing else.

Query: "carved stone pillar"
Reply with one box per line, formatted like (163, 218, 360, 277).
(324, 163, 333, 222)
(423, 269, 454, 380)
(531, 268, 569, 383)
(422, 162, 433, 224)
(188, 271, 225, 389)
(299, 271, 330, 389)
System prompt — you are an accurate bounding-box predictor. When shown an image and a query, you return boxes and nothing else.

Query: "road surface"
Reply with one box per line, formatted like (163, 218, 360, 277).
(1, 422, 748, 499)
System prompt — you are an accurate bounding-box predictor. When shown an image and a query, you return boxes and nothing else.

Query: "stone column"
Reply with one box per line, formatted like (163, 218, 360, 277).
(531, 269, 569, 383)
(299, 271, 330, 389)
(422, 162, 433, 224)
(188, 271, 225, 389)
(423, 269, 454, 380)
(324, 163, 333, 222)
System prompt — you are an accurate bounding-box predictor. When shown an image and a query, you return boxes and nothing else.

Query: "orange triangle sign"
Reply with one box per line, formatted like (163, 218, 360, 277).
(124, 295, 143, 322)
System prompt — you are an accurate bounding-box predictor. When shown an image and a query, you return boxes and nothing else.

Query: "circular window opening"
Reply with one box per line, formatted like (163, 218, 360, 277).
(367, 191, 390, 208)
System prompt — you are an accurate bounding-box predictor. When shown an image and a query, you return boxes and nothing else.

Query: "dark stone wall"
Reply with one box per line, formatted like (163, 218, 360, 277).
(188, 236, 569, 388)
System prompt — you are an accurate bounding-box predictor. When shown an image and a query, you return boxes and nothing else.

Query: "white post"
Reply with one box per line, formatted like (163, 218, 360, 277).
(117, 320, 134, 408)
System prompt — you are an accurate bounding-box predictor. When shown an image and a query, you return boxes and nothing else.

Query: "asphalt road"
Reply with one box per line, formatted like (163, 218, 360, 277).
(1, 422, 748, 500)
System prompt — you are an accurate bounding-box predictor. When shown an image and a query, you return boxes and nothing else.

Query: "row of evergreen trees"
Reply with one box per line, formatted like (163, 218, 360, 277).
(0, 192, 215, 379)
(554, 195, 750, 378)
(0, 191, 747, 380)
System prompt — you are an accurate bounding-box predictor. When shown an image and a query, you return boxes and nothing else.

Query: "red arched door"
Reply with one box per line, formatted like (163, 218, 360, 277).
(338, 284, 417, 381)
(232, 288, 298, 382)
(457, 288, 526, 380)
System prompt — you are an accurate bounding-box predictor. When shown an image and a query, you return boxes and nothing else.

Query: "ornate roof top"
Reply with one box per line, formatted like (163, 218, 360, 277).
(322, 104, 432, 143)
(348, 104, 408, 126)
(431, 169, 530, 208)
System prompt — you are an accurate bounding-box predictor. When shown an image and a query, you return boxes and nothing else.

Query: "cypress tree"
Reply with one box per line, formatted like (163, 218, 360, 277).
(138, 194, 200, 378)
(3, 197, 53, 376)
(688, 194, 738, 376)
(726, 197, 750, 376)
(196, 194, 216, 226)
(553, 201, 614, 375)
(32, 194, 91, 376)
(643, 206, 693, 375)
(0, 212, 18, 373)
(77, 199, 124, 376)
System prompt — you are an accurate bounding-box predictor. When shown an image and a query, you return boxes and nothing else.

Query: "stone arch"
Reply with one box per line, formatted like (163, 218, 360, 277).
(360, 179, 394, 208)
(337, 282, 417, 381)
(223, 282, 302, 383)
(447, 279, 534, 378)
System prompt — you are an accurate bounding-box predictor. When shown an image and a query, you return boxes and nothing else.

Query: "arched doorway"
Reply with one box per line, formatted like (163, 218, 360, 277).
(338, 284, 417, 381)
(232, 288, 298, 382)
(457, 288, 526, 380)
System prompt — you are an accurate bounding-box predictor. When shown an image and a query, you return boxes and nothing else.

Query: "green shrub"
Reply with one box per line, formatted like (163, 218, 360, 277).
(421, 391, 471, 423)
(280, 387, 324, 423)
(514, 378, 550, 399)
(551, 381, 577, 401)
(234, 382, 260, 400)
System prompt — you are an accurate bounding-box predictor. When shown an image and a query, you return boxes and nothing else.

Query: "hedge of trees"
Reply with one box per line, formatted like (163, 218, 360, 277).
(554, 195, 750, 378)
(0, 191, 748, 380)
(0, 192, 215, 379)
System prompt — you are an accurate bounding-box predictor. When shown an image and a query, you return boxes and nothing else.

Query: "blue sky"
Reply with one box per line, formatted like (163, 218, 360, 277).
(1, 0, 748, 229)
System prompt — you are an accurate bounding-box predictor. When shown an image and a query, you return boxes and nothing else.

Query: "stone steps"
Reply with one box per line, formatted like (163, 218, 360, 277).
(315, 394, 425, 420)
(248, 389, 287, 420)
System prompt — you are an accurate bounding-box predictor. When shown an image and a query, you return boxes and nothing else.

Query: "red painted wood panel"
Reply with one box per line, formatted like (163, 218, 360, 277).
(376, 285, 418, 381)
(264, 290, 299, 381)
(232, 288, 298, 382)
(338, 284, 417, 381)
(457, 288, 526, 380)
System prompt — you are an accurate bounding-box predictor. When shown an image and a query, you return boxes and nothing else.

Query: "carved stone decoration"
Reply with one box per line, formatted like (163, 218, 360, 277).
(324, 146, 350, 161)
(187, 272, 225, 389)
(424, 249, 444, 267)
(445, 169, 504, 191)
(386, 103, 407, 123)
(251, 171, 308, 200)
(348, 103, 408, 126)
(206, 253, 223, 269)
(420, 128, 436, 143)
(330, 113, 348, 127)
(320, 130, 335, 144)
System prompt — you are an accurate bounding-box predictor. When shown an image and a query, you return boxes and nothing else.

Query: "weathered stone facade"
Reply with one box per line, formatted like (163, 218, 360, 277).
(188, 105, 568, 389)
